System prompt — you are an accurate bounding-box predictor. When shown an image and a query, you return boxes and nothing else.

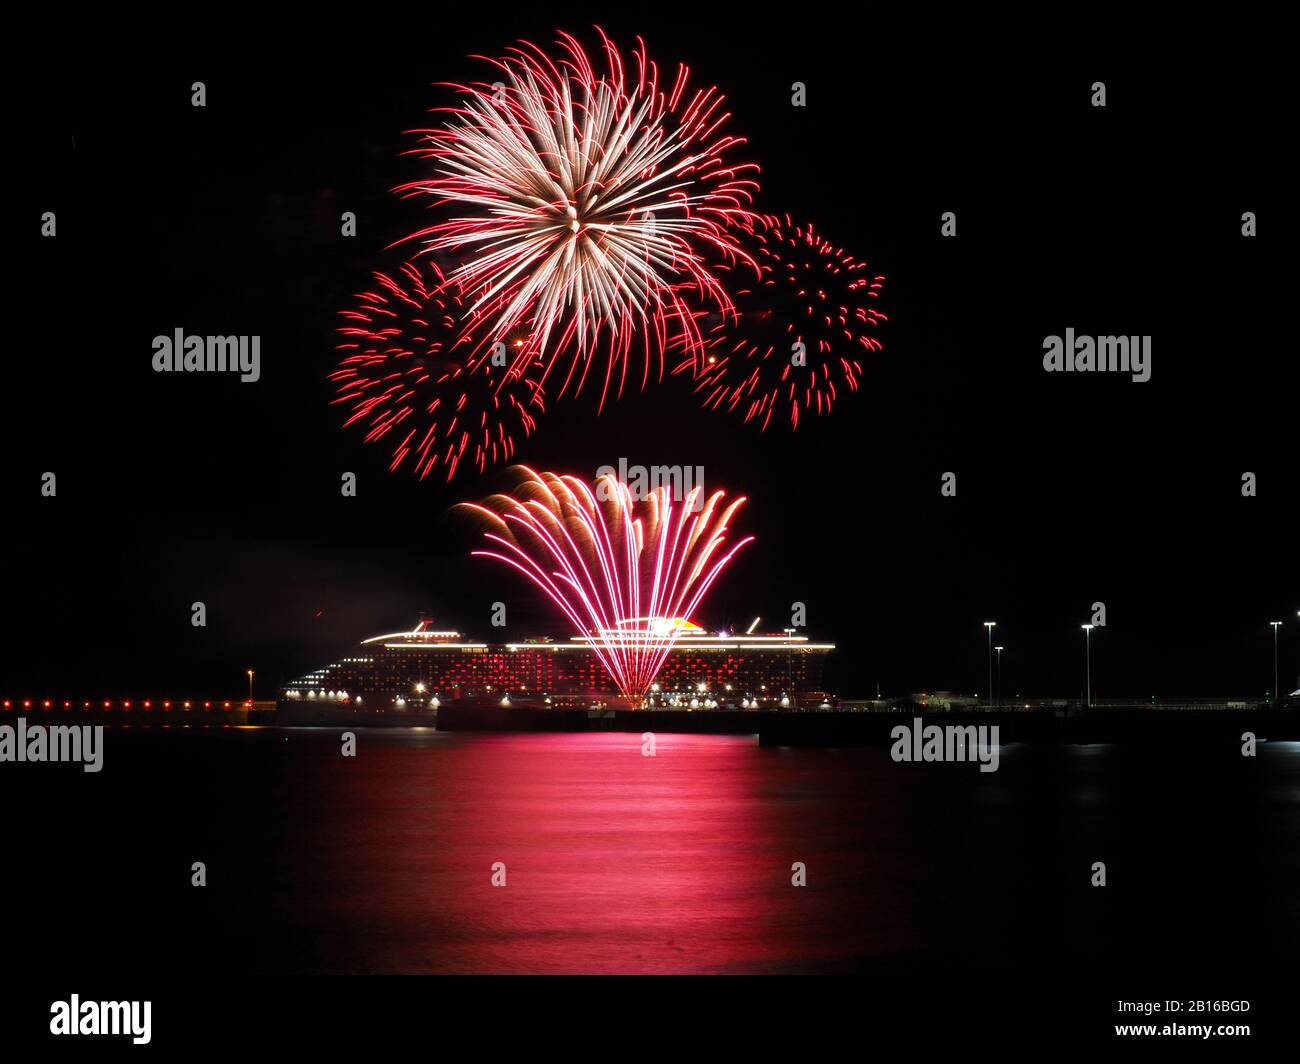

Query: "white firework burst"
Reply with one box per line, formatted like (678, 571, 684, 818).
(398, 29, 760, 407)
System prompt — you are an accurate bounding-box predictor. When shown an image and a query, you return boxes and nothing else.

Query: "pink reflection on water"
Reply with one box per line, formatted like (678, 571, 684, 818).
(274, 732, 916, 973)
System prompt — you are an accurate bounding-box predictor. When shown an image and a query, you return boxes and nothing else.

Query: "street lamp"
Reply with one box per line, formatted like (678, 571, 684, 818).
(983, 622, 997, 705)
(994, 646, 1004, 707)
(247, 669, 254, 708)
(1270, 621, 1282, 704)
(1081, 625, 1094, 707)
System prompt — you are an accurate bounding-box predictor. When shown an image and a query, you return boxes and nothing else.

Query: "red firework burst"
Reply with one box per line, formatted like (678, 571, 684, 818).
(675, 215, 887, 430)
(331, 260, 546, 482)
(396, 28, 760, 408)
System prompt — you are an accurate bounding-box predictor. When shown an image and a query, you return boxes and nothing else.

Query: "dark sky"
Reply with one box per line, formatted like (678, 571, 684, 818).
(8, 11, 1294, 701)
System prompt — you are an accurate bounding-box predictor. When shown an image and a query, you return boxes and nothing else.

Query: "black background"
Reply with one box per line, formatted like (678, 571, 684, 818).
(2, 7, 1296, 1052)
(7, 7, 1295, 703)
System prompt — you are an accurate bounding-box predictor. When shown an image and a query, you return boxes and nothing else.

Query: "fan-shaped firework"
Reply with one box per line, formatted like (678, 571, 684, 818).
(675, 215, 887, 430)
(460, 466, 753, 706)
(397, 28, 760, 408)
(331, 261, 546, 482)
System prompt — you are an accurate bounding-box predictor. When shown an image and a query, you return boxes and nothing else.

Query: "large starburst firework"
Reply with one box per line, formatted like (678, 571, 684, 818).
(460, 466, 753, 706)
(331, 261, 546, 482)
(398, 29, 760, 407)
(675, 214, 887, 430)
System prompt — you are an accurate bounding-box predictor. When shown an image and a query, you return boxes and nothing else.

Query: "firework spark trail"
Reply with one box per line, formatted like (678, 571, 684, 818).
(460, 466, 752, 705)
(397, 28, 761, 410)
(331, 260, 547, 482)
(674, 214, 887, 430)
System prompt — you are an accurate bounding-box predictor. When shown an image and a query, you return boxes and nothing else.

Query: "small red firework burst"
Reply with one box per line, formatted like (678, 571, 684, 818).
(675, 215, 887, 430)
(396, 28, 760, 409)
(331, 261, 546, 482)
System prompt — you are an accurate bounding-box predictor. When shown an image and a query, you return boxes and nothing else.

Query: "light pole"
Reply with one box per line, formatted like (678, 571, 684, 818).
(1270, 622, 1282, 704)
(247, 669, 254, 708)
(1081, 625, 1094, 707)
(983, 622, 997, 706)
(994, 646, 1003, 708)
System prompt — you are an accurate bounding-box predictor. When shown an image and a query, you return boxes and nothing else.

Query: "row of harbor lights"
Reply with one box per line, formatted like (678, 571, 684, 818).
(983, 614, 1292, 707)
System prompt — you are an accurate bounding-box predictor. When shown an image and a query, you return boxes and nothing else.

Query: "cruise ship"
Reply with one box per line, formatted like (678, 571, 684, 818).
(279, 618, 835, 716)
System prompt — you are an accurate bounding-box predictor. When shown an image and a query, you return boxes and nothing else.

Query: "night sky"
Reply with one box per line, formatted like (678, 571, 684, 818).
(9, 11, 1294, 701)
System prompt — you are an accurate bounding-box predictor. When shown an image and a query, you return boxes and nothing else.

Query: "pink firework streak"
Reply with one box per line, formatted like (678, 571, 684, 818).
(460, 466, 753, 706)
(397, 28, 760, 409)
(675, 214, 887, 430)
(331, 260, 546, 482)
